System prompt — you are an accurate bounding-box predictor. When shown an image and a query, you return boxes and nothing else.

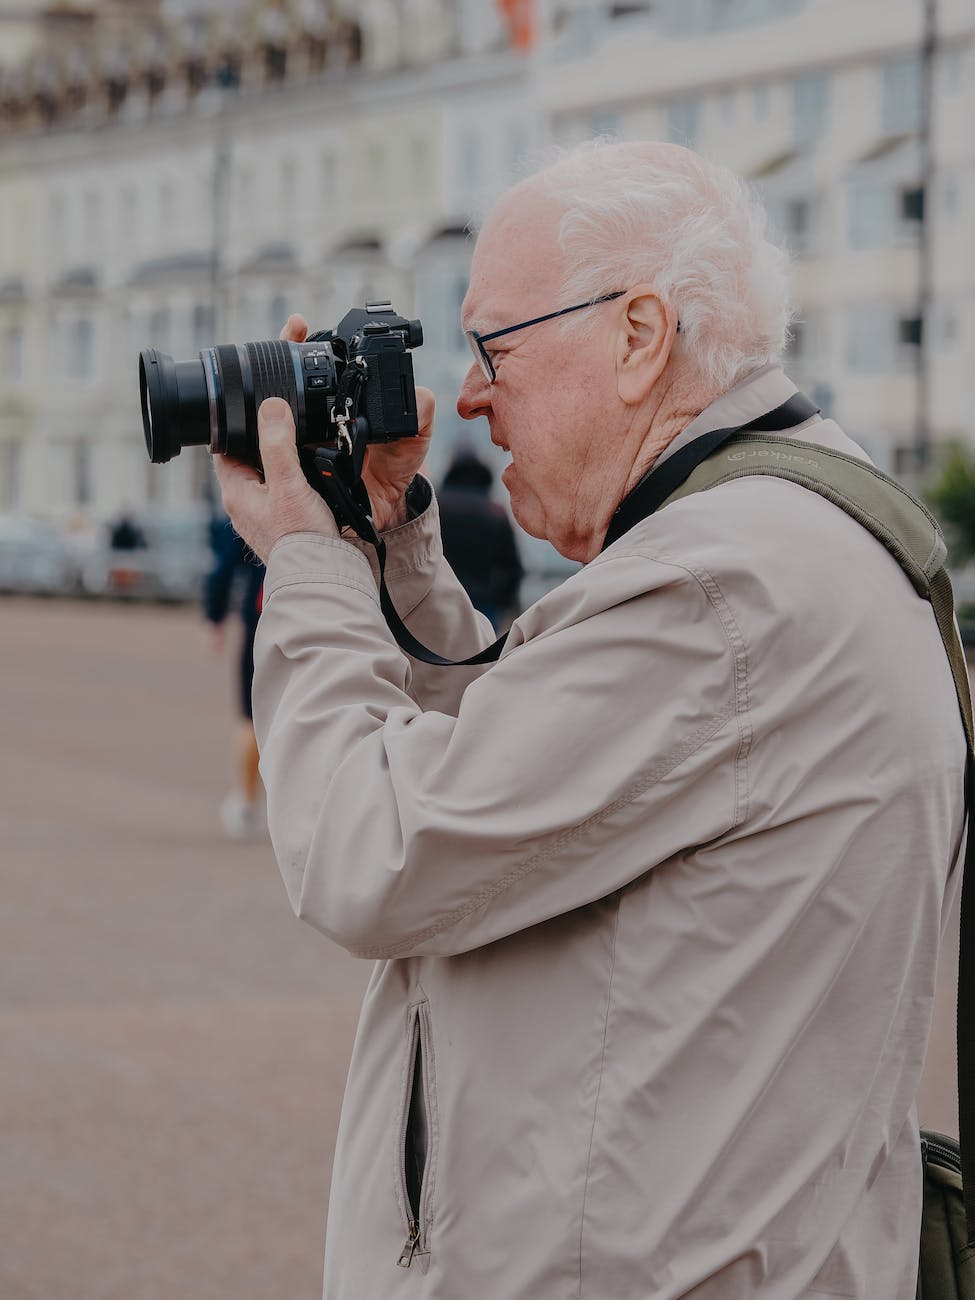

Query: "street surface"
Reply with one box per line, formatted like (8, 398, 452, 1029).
(0, 596, 962, 1299)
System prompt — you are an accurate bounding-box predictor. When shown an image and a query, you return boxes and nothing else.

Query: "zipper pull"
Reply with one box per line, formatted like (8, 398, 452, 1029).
(397, 1220, 420, 1268)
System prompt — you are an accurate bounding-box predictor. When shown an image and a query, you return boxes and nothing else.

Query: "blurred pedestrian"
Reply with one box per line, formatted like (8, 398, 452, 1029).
(204, 513, 266, 840)
(107, 509, 146, 551)
(437, 450, 522, 628)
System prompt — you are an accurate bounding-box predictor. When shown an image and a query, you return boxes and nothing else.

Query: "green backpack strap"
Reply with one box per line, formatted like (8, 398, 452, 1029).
(660, 433, 975, 1247)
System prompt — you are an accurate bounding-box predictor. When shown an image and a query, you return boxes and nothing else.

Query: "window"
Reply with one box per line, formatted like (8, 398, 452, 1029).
(5, 324, 24, 385)
(893, 444, 924, 477)
(366, 143, 385, 185)
(881, 56, 922, 135)
(157, 180, 176, 246)
(786, 319, 805, 361)
(942, 45, 966, 94)
(411, 136, 431, 186)
(782, 196, 814, 255)
(457, 128, 482, 197)
(71, 319, 95, 381)
(785, 311, 825, 366)
(1, 439, 23, 510)
(280, 157, 297, 212)
(270, 294, 290, 334)
(899, 185, 924, 223)
(667, 97, 699, 145)
(809, 381, 834, 420)
(48, 192, 66, 260)
(897, 315, 923, 349)
(119, 187, 138, 256)
(148, 307, 171, 352)
(590, 109, 622, 137)
(504, 120, 523, 181)
(663, 0, 803, 35)
(73, 438, 92, 507)
(935, 304, 958, 351)
(192, 303, 215, 350)
(320, 150, 337, 200)
(846, 302, 894, 374)
(717, 89, 737, 123)
(792, 73, 829, 145)
(848, 182, 891, 250)
(83, 190, 101, 259)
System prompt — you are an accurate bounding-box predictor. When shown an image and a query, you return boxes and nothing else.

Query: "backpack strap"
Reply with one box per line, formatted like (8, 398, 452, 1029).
(658, 433, 975, 1246)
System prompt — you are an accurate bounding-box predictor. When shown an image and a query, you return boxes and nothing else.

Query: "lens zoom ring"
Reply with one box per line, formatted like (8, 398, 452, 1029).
(214, 344, 246, 441)
(248, 341, 298, 412)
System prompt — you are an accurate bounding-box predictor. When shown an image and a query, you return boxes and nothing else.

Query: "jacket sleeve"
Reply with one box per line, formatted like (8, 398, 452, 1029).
(253, 532, 745, 959)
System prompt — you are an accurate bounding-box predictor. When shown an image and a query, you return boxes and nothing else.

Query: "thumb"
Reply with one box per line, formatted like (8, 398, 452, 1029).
(415, 386, 435, 441)
(257, 398, 302, 485)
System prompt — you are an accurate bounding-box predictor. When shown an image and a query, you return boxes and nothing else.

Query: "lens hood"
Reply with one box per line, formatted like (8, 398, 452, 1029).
(140, 349, 182, 463)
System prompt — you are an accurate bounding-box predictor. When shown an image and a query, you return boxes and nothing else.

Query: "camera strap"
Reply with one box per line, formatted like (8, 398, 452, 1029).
(316, 392, 818, 668)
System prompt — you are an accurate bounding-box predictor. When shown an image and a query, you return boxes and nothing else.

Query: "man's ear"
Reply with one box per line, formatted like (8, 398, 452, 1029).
(616, 287, 680, 405)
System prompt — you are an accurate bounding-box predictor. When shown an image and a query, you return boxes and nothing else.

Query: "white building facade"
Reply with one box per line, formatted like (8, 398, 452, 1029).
(539, 0, 975, 476)
(0, 0, 971, 520)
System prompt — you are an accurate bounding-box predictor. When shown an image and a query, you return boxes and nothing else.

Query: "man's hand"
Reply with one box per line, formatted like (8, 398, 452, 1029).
(278, 314, 434, 530)
(213, 396, 339, 564)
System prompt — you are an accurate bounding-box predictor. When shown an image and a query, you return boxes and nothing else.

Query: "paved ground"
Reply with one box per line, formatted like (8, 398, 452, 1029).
(0, 596, 962, 1299)
(0, 597, 370, 1300)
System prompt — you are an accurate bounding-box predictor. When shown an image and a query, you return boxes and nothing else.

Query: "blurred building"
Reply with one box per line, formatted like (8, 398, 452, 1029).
(0, 0, 531, 518)
(0, 0, 971, 520)
(541, 0, 975, 479)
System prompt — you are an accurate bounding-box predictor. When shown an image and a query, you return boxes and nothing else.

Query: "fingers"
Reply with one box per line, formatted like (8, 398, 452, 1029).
(279, 313, 309, 343)
(415, 386, 436, 440)
(213, 448, 262, 495)
(256, 397, 304, 488)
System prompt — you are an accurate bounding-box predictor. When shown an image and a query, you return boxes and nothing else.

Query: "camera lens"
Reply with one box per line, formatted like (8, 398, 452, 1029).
(140, 348, 211, 463)
(139, 340, 305, 465)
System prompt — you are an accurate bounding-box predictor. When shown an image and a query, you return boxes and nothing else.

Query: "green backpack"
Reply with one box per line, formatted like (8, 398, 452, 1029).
(658, 432, 975, 1297)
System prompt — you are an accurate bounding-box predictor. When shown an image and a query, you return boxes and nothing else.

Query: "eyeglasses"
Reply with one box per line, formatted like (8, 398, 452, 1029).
(465, 291, 626, 384)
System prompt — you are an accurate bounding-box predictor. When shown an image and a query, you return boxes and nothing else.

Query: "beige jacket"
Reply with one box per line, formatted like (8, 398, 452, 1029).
(254, 365, 965, 1299)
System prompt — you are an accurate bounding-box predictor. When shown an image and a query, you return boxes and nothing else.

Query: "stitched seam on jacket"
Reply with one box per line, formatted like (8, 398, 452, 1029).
(578, 901, 621, 1298)
(675, 560, 752, 826)
(263, 573, 380, 606)
(616, 549, 751, 825)
(351, 699, 735, 959)
(271, 533, 373, 562)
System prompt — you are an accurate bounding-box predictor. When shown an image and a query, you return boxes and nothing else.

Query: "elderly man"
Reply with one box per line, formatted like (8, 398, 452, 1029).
(215, 142, 964, 1299)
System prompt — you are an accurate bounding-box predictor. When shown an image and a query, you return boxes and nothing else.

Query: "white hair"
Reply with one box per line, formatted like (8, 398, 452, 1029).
(532, 140, 793, 396)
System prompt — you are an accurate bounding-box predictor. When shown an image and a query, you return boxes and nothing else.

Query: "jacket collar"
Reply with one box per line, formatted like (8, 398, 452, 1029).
(650, 365, 817, 473)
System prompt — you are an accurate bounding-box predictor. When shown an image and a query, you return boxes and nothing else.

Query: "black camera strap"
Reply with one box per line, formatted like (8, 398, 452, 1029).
(311, 449, 506, 667)
(315, 393, 818, 668)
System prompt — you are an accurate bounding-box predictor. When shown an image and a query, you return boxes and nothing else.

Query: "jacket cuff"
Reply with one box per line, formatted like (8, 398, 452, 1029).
(264, 532, 379, 605)
(343, 476, 445, 617)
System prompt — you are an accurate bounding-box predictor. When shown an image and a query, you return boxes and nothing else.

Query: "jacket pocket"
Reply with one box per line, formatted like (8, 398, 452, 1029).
(395, 995, 437, 1269)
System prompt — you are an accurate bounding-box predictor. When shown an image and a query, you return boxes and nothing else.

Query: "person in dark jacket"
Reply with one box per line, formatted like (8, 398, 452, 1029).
(437, 451, 523, 629)
(204, 514, 266, 839)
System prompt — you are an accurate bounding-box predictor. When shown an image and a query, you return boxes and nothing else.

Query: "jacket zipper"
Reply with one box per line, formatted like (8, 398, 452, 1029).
(396, 1002, 432, 1267)
(921, 1133, 962, 1173)
(397, 1219, 421, 1268)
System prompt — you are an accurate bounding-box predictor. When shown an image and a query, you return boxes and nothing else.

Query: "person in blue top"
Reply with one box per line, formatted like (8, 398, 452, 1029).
(204, 513, 266, 839)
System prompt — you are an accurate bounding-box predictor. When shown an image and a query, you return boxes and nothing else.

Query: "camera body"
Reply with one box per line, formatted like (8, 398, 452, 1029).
(139, 301, 423, 467)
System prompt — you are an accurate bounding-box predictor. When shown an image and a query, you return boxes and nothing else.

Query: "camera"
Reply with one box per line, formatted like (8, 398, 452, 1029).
(139, 301, 423, 468)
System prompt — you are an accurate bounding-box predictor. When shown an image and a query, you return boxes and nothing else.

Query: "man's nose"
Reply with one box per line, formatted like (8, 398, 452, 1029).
(457, 363, 491, 422)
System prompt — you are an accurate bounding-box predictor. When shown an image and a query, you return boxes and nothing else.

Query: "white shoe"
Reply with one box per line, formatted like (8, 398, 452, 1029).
(220, 792, 265, 841)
